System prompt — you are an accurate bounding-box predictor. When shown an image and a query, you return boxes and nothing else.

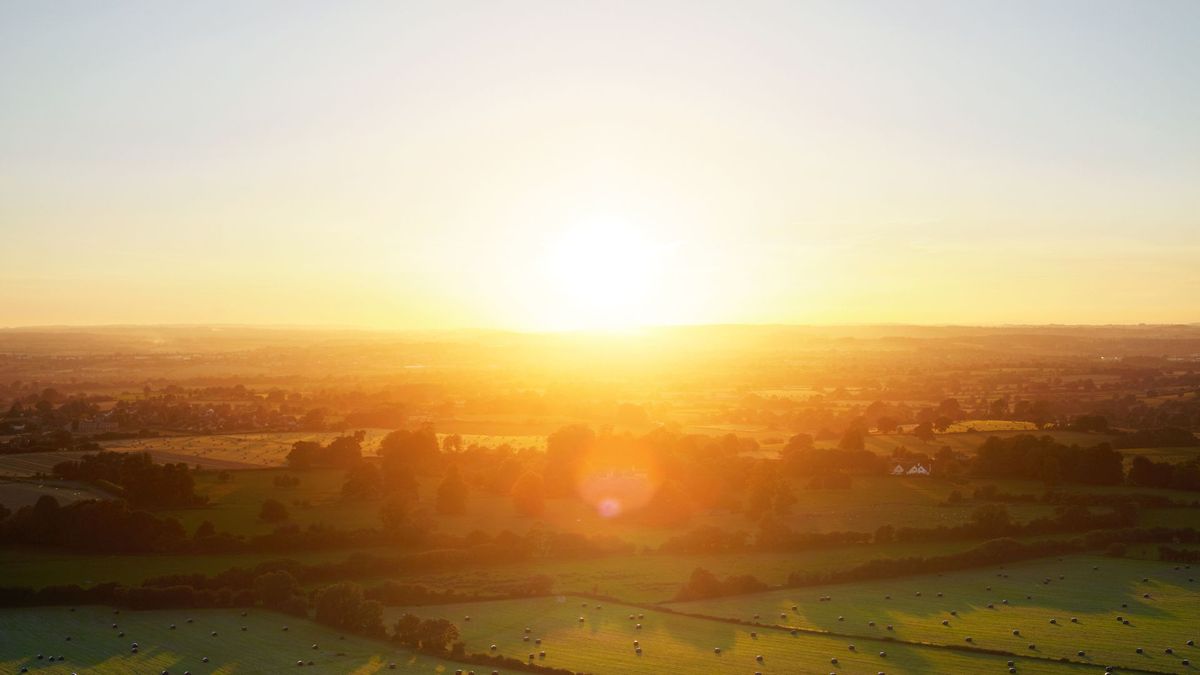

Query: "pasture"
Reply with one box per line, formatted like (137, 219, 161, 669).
(0, 605, 496, 674)
(669, 554, 1200, 672)
(388, 594, 1095, 675)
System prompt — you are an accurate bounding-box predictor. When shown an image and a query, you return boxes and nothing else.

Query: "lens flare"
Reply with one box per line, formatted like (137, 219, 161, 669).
(574, 439, 662, 518)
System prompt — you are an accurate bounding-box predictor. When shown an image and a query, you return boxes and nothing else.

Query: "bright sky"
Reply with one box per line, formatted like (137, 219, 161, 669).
(2, 1, 1198, 330)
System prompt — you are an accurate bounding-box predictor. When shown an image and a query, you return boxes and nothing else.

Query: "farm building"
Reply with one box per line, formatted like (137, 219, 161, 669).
(891, 463, 931, 476)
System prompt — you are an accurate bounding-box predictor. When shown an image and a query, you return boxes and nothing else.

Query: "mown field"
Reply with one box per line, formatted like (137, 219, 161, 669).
(98, 428, 547, 468)
(0, 605, 500, 674)
(388, 594, 1096, 675)
(669, 555, 1200, 672)
(0, 479, 111, 510)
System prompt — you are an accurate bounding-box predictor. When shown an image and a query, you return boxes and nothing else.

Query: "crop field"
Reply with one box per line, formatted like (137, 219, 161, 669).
(388, 594, 1096, 675)
(1119, 446, 1200, 465)
(99, 430, 394, 468)
(0, 605, 499, 674)
(0, 449, 259, 477)
(669, 555, 1200, 672)
(0, 479, 111, 510)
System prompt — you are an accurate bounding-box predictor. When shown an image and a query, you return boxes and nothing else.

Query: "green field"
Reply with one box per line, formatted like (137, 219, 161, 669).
(669, 555, 1200, 672)
(389, 594, 1096, 675)
(0, 605, 502, 674)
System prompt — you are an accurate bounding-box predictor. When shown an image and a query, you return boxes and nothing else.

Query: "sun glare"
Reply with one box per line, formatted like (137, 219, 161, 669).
(541, 220, 664, 331)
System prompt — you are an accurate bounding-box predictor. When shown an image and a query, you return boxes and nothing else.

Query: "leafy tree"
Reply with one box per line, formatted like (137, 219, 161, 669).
(259, 498, 289, 523)
(543, 424, 595, 496)
(253, 570, 299, 609)
(193, 520, 216, 539)
(314, 582, 384, 636)
(379, 427, 440, 475)
(838, 427, 865, 451)
(435, 465, 468, 515)
(341, 463, 382, 500)
(510, 471, 545, 517)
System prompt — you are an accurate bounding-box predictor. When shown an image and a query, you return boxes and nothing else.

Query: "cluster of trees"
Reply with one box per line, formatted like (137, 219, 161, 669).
(390, 613, 460, 652)
(883, 503, 1137, 544)
(286, 432, 365, 469)
(313, 581, 385, 637)
(0, 496, 187, 552)
(785, 526, 1200, 589)
(1128, 456, 1200, 491)
(965, 484, 1191, 509)
(1113, 426, 1200, 449)
(660, 501, 1137, 556)
(52, 451, 203, 508)
(673, 567, 768, 601)
(1158, 545, 1200, 563)
(972, 435, 1125, 485)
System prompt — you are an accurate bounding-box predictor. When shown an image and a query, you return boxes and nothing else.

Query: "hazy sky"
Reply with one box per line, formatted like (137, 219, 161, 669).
(2, 0, 1198, 330)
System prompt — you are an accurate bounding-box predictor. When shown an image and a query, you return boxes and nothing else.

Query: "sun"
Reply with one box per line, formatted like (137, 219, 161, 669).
(540, 220, 663, 331)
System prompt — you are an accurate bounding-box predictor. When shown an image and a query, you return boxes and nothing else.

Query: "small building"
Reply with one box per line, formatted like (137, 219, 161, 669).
(906, 463, 930, 476)
(891, 463, 931, 476)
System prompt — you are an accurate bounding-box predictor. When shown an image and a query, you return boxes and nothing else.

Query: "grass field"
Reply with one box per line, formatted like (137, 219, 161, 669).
(669, 554, 1200, 672)
(0, 605, 501, 674)
(388, 594, 1096, 675)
